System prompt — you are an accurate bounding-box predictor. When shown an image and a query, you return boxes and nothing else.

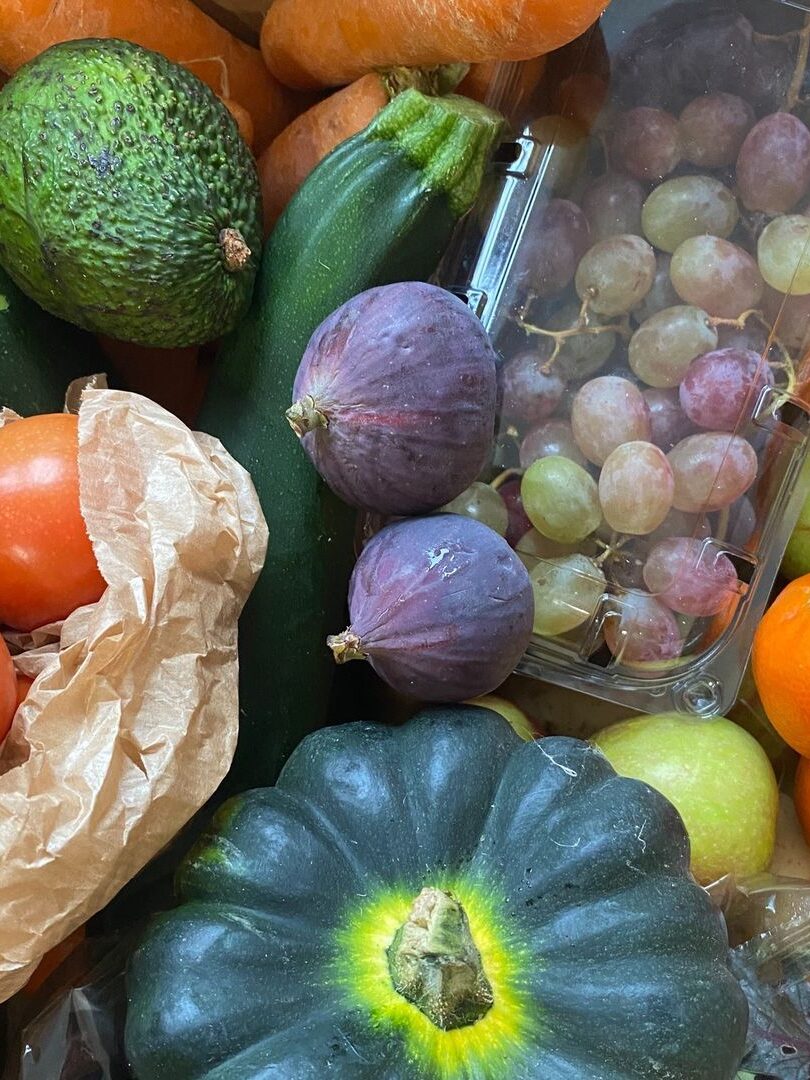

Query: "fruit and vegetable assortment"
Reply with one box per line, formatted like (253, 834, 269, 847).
(4, 0, 810, 1076)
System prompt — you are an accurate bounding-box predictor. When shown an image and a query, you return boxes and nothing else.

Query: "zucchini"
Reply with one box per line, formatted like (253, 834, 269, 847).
(0, 264, 105, 414)
(198, 90, 503, 789)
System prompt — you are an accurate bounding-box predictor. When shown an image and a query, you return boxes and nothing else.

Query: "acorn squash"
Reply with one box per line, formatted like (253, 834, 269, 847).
(125, 706, 747, 1079)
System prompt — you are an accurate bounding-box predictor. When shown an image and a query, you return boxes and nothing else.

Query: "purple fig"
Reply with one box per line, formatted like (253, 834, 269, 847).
(327, 514, 534, 701)
(287, 282, 497, 516)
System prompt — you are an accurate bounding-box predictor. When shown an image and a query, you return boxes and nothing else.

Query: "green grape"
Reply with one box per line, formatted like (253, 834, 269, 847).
(440, 482, 509, 536)
(670, 236, 763, 318)
(575, 235, 657, 316)
(520, 456, 601, 543)
(531, 554, 606, 637)
(641, 176, 739, 253)
(758, 214, 810, 295)
(629, 305, 717, 388)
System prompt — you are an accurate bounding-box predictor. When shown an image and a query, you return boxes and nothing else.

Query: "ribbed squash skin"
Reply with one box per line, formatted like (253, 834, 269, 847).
(126, 707, 748, 1080)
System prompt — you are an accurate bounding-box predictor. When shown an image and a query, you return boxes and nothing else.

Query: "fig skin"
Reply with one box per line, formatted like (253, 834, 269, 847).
(328, 514, 534, 701)
(289, 282, 498, 515)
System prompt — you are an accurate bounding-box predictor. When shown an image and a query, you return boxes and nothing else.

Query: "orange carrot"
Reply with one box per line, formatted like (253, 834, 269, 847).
(97, 336, 204, 427)
(258, 65, 466, 231)
(221, 96, 255, 150)
(22, 927, 86, 997)
(259, 74, 389, 232)
(459, 57, 548, 116)
(261, 0, 609, 91)
(0, 0, 295, 150)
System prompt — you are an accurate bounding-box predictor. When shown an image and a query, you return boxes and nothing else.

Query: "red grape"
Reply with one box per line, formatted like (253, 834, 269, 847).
(644, 388, 694, 451)
(499, 351, 565, 429)
(679, 348, 774, 432)
(610, 107, 682, 182)
(643, 536, 738, 617)
(604, 590, 683, 664)
(678, 93, 755, 168)
(737, 113, 810, 214)
(668, 433, 758, 513)
(513, 198, 591, 300)
(582, 172, 645, 242)
(571, 376, 651, 465)
(520, 419, 587, 469)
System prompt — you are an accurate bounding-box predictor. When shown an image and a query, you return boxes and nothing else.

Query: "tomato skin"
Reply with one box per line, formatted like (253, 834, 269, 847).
(0, 637, 15, 742)
(0, 414, 106, 631)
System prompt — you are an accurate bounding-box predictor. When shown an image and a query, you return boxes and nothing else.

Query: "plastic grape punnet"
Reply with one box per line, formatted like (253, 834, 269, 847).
(431, 0, 810, 718)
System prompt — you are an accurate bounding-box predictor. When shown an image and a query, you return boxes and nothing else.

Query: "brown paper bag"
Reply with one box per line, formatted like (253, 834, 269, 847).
(0, 388, 268, 1002)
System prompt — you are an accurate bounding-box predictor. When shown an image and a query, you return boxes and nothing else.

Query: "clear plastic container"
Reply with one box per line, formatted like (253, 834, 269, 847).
(433, 0, 810, 718)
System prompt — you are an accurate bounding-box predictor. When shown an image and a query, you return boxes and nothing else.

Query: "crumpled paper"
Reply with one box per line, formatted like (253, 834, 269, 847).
(0, 387, 268, 1002)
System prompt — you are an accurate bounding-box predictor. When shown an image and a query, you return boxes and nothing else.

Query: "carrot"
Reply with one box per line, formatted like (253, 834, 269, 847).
(22, 926, 86, 997)
(261, 0, 608, 91)
(221, 96, 255, 150)
(258, 65, 467, 231)
(96, 336, 204, 427)
(459, 57, 548, 116)
(0, 0, 295, 151)
(259, 74, 388, 232)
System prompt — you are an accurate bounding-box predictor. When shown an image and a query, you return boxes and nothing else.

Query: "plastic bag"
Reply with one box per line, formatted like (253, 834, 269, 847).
(710, 874, 810, 1078)
(0, 388, 268, 1002)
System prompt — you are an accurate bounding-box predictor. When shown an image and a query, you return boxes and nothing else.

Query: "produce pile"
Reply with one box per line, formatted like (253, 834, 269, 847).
(1, 0, 810, 1077)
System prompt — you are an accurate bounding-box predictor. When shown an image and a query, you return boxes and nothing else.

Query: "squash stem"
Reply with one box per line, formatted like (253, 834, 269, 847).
(386, 887, 493, 1030)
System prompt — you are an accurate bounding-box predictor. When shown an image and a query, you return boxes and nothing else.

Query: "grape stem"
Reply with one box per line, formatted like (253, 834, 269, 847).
(754, 15, 810, 112)
(518, 298, 631, 374)
(708, 308, 796, 398)
(593, 532, 633, 569)
(490, 468, 522, 492)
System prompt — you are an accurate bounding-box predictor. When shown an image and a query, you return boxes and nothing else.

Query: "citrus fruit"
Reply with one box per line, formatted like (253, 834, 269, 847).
(752, 574, 810, 755)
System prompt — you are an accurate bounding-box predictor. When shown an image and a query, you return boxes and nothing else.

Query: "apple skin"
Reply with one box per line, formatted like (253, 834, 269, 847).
(591, 712, 779, 885)
(782, 456, 810, 580)
(466, 694, 540, 740)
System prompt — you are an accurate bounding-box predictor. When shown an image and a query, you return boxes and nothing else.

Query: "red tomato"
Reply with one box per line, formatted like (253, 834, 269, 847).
(0, 414, 106, 631)
(0, 637, 14, 742)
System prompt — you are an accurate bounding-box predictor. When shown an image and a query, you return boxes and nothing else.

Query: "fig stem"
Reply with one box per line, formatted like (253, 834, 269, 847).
(327, 629, 367, 664)
(219, 228, 251, 272)
(286, 396, 329, 437)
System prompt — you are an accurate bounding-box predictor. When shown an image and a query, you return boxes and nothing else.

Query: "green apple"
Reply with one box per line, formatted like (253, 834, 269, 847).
(782, 455, 810, 580)
(465, 694, 540, 741)
(591, 712, 779, 885)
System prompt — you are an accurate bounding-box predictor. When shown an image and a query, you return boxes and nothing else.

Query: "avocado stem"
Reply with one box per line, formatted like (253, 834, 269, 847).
(286, 395, 329, 438)
(327, 629, 368, 664)
(219, 228, 251, 272)
(387, 887, 493, 1031)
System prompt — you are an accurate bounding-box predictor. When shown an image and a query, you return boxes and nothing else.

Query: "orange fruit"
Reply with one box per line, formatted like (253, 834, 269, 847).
(753, 575, 810, 755)
(794, 756, 810, 847)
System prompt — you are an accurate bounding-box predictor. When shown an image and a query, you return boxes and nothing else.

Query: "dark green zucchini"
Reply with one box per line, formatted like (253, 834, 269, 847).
(0, 264, 105, 414)
(197, 90, 503, 790)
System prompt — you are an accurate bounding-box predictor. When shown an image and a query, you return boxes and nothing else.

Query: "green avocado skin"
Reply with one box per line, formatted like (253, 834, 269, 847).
(0, 38, 262, 348)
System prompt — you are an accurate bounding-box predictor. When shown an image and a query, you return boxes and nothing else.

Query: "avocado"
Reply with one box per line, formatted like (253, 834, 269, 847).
(0, 39, 262, 348)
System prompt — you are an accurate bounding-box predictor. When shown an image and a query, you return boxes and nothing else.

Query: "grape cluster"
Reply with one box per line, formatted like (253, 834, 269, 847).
(464, 11, 810, 674)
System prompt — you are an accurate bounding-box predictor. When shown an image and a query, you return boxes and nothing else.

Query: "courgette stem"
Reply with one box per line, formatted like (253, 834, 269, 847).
(369, 90, 505, 218)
